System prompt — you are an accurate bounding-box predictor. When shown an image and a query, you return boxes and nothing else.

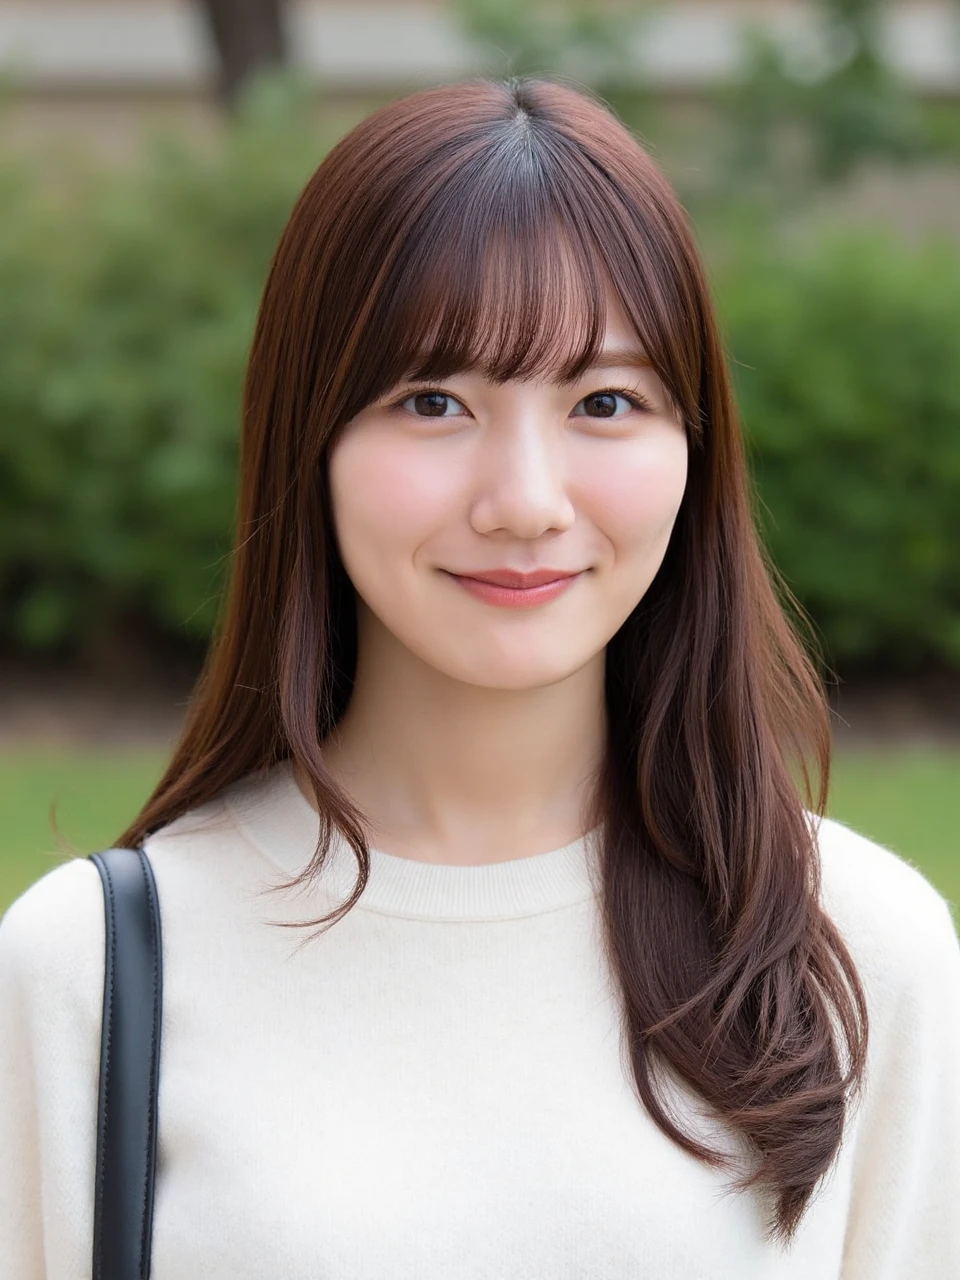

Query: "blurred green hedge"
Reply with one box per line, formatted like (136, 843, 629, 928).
(1, 87, 958, 673)
(0, 78, 327, 650)
(713, 225, 960, 670)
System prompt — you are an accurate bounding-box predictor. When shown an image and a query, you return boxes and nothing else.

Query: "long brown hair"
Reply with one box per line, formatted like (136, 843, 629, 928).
(117, 75, 868, 1245)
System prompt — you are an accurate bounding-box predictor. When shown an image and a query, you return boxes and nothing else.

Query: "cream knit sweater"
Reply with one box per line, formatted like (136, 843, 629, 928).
(2, 757, 959, 1278)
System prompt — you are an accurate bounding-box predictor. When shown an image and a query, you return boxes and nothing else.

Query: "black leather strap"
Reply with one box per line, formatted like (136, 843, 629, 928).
(89, 846, 163, 1280)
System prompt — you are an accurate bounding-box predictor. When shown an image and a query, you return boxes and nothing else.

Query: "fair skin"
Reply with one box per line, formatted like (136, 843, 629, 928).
(293, 289, 688, 865)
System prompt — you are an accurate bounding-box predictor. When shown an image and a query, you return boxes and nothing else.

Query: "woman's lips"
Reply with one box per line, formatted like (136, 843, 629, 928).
(445, 571, 583, 608)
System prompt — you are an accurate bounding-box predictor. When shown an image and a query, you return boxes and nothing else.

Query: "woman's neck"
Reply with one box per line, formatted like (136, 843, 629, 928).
(292, 647, 607, 867)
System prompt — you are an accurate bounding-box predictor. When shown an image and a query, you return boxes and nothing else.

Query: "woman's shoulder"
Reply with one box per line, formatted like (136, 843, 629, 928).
(0, 794, 236, 993)
(810, 813, 958, 998)
(0, 854, 106, 997)
(0, 856, 111, 1064)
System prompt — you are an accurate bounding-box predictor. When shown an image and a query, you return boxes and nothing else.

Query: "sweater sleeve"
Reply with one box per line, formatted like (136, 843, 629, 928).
(0, 857, 106, 1280)
(840, 890, 960, 1278)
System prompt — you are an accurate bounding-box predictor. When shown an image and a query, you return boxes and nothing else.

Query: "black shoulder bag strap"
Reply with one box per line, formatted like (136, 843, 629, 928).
(88, 846, 163, 1280)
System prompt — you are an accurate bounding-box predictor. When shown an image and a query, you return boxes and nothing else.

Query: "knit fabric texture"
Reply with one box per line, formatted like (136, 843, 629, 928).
(2, 756, 959, 1278)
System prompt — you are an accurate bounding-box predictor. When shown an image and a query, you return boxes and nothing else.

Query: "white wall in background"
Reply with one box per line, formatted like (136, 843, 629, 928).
(0, 1, 956, 93)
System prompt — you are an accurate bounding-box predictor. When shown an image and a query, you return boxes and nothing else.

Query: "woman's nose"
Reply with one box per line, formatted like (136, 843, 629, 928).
(470, 417, 577, 538)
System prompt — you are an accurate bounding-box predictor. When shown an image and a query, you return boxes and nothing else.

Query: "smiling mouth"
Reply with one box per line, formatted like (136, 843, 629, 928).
(442, 570, 583, 608)
(441, 569, 585, 590)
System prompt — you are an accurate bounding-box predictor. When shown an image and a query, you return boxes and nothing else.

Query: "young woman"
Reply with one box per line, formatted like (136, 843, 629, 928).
(2, 75, 958, 1278)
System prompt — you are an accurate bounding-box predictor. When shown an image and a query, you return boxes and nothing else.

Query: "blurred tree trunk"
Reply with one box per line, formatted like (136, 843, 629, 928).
(198, 0, 289, 109)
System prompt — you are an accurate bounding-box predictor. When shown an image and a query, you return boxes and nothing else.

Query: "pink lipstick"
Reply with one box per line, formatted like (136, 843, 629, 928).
(444, 570, 583, 608)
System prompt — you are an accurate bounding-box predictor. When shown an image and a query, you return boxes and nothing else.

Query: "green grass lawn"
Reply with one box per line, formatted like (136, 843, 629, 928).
(1, 745, 958, 927)
(0, 748, 172, 912)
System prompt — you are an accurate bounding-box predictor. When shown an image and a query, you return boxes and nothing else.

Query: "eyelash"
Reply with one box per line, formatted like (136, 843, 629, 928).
(389, 384, 653, 418)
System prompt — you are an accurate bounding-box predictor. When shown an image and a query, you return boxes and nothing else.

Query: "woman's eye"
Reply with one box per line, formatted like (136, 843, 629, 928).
(572, 390, 647, 419)
(400, 391, 467, 418)
(395, 386, 650, 420)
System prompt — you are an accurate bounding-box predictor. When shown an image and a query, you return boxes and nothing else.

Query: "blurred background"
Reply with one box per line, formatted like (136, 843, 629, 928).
(1, 0, 958, 920)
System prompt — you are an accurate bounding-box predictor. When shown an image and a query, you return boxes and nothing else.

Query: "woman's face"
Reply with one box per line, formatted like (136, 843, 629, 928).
(328, 292, 689, 690)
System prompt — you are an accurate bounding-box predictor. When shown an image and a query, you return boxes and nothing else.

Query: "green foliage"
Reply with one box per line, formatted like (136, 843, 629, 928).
(715, 224, 960, 669)
(0, 70, 330, 650)
(717, 0, 933, 208)
(0, 70, 958, 673)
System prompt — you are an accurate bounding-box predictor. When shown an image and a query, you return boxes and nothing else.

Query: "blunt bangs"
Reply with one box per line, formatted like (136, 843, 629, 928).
(387, 213, 609, 389)
(346, 118, 694, 422)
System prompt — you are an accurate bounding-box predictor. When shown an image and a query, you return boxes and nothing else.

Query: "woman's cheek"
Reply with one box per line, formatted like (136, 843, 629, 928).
(578, 430, 688, 548)
(332, 435, 453, 549)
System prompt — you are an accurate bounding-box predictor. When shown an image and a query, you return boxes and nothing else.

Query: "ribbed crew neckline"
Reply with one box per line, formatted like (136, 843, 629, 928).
(221, 757, 603, 920)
